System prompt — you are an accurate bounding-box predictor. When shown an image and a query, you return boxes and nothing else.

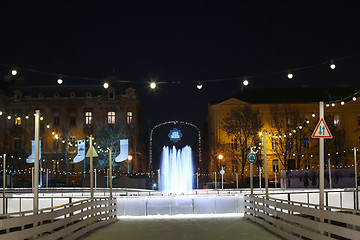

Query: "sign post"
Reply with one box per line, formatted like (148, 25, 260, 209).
(3, 154, 6, 214)
(220, 167, 225, 190)
(247, 152, 257, 195)
(263, 129, 269, 198)
(354, 148, 358, 210)
(86, 135, 98, 199)
(311, 102, 333, 209)
(311, 101, 333, 235)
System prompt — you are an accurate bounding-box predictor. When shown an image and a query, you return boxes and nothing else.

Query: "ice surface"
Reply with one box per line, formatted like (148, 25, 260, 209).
(80, 216, 281, 240)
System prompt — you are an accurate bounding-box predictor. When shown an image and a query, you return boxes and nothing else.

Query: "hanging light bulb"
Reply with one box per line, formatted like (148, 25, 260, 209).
(0, 111, 2, 115)
(243, 79, 249, 86)
(330, 60, 336, 70)
(331, 103, 335, 107)
(57, 75, 63, 84)
(46, 123, 50, 128)
(11, 68, 17, 76)
(7, 115, 11, 120)
(312, 112, 315, 118)
(150, 82, 156, 89)
(326, 103, 330, 107)
(196, 82, 203, 90)
(341, 101, 345, 105)
(103, 82, 109, 89)
(353, 96, 357, 101)
(287, 70, 293, 79)
(25, 114, 29, 119)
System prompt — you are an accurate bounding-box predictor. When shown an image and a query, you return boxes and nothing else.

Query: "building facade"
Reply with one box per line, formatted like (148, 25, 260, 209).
(0, 79, 148, 186)
(207, 87, 360, 184)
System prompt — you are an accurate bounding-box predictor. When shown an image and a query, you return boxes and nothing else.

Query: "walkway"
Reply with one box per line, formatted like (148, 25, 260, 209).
(80, 215, 281, 240)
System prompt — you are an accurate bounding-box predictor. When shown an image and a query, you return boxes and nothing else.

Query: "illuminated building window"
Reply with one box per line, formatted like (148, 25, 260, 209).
(126, 111, 133, 124)
(334, 115, 340, 126)
(272, 160, 279, 172)
(15, 116, 21, 126)
(85, 111, 92, 125)
(303, 137, 310, 149)
(108, 111, 115, 124)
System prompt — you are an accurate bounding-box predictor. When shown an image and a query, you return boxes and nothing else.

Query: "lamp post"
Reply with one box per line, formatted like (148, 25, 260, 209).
(127, 155, 133, 173)
(218, 154, 224, 190)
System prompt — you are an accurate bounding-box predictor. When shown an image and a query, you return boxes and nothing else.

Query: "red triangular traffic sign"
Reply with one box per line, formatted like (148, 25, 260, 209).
(311, 118, 333, 139)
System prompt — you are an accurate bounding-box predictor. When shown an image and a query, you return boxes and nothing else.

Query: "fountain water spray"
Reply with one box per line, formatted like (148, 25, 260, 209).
(160, 145, 193, 194)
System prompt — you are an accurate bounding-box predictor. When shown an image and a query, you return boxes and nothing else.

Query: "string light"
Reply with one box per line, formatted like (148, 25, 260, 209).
(353, 96, 357, 101)
(331, 103, 335, 107)
(196, 82, 202, 90)
(150, 82, 156, 89)
(11, 68, 17, 76)
(330, 60, 336, 69)
(0, 111, 2, 115)
(287, 70, 293, 79)
(57, 75, 63, 84)
(103, 82, 109, 89)
(243, 79, 249, 86)
(341, 101, 345, 105)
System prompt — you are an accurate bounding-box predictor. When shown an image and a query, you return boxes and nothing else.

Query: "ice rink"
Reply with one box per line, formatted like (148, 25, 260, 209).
(80, 215, 281, 240)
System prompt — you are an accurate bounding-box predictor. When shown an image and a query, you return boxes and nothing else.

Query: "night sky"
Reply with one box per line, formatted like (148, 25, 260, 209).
(1, 1, 360, 154)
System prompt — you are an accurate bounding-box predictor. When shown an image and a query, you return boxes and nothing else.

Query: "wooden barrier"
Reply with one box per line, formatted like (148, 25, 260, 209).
(244, 194, 360, 240)
(0, 197, 116, 240)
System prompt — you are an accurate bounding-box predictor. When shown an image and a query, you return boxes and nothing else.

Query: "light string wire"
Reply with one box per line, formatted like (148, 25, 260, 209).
(1, 52, 359, 85)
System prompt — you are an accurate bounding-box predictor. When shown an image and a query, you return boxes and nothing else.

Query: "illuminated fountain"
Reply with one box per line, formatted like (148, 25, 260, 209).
(160, 145, 193, 194)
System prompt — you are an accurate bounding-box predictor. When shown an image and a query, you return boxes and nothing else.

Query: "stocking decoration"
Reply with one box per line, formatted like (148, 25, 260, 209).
(115, 139, 129, 162)
(73, 139, 86, 163)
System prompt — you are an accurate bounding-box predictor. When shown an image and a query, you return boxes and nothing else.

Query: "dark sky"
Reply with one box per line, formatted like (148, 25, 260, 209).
(1, 0, 360, 134)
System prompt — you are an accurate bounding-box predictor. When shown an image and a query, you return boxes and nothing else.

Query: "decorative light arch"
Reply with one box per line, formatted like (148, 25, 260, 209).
(149, 120, 202, 173)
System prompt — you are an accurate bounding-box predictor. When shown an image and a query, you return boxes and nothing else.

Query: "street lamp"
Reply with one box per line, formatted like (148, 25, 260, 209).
(218, 154, 225, 189)
(127, 155, 133, 173)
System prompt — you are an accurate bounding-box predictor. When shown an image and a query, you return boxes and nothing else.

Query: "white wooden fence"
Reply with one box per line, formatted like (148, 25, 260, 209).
(244, 194, 360, 240)
(0, 197, 117, 240)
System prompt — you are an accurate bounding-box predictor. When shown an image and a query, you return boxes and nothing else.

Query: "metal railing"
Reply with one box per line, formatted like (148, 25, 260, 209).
(244, 194, 360, 240)
(0, 197, 117, 240)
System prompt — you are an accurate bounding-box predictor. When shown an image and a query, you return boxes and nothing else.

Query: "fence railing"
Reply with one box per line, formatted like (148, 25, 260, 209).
(244, 194, 360, 240)
(0, 197, 117, 240)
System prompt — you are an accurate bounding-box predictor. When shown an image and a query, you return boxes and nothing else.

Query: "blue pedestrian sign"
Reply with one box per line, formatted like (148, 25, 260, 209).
(247, 153, 257, 164)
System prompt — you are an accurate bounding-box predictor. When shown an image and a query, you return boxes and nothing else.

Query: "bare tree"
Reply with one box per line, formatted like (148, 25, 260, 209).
(221, 105, 263, 181)
(93, 123, 128, 170)
(270, 105, 312, 170)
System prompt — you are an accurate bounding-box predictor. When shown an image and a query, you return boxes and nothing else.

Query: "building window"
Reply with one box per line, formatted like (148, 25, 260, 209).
(15, 116, 21, 126)
(230, 138, 237, 150)
(334, 115, 340, 126)
(272, 140, 278, 150)
(14, 90, 22, 101)
(305, 159, 310, 169)
(127, 111, 133, 124)
(14, 138, 21, 150)
(109, 91, 115, 99)
(69, 137, 76, 148)
(70, 116, 76, 125)
(303, 137, 310, 149)
(108, 111, 115, 124)
(85, 112, 92, 125)
(272, 160, 279, 173)
(53, 115, 59, 125)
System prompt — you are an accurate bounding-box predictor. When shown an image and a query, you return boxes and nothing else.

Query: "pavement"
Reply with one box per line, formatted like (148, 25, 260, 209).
(79, 215, 282, 240)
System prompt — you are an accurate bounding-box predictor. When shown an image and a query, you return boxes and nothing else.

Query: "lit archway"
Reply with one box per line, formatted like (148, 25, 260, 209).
(149, 120, 201, 172)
